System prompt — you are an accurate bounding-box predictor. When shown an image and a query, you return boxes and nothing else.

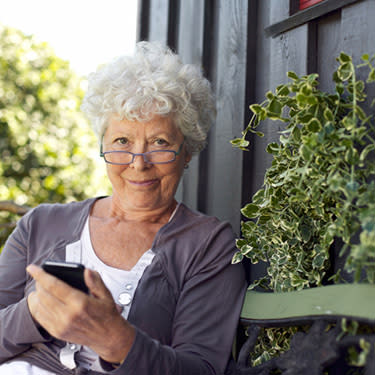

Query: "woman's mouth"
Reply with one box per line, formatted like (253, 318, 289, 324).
(128, 179, 158, 187)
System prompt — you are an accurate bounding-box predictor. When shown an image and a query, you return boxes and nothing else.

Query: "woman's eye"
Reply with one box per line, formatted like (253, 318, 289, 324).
(115, 137, 128, 145)
(155, 138, 168, 146)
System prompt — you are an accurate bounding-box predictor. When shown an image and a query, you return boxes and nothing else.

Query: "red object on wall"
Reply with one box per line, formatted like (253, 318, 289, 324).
(300, 0, 325, 10)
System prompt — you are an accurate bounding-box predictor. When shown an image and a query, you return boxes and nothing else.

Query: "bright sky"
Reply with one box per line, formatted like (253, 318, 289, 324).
(0, 0, 138, 77)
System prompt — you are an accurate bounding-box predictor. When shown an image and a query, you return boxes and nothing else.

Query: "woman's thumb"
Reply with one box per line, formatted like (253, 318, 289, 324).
(84, 269, 112, 299)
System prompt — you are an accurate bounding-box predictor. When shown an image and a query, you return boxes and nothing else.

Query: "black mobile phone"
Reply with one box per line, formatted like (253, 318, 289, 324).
(42, 261, 89, 294)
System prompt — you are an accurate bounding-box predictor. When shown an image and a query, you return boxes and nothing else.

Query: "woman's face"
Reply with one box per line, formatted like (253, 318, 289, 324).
(102, 115, 191, 214)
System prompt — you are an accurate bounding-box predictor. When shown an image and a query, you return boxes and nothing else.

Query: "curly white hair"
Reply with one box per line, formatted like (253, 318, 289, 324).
(81, 41, 216, 154)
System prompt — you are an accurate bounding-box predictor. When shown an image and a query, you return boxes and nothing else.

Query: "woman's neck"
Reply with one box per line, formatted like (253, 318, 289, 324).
(92, 196, 178, 224)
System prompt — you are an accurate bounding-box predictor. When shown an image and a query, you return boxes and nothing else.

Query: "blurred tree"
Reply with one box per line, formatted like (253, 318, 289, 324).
(0, 24, 110, 246)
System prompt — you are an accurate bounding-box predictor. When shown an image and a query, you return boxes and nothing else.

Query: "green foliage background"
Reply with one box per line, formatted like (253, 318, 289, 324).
(0, 24, 111, 245)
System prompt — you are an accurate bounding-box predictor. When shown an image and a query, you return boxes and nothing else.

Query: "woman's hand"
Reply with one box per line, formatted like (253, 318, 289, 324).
(27, 264, 135, 364)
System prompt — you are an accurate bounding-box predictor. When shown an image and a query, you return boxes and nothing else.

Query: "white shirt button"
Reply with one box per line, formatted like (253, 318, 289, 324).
(118, 292, 132, 306)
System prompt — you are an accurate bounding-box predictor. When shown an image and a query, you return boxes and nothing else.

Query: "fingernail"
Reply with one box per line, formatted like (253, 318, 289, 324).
(26, 264, 37, 274)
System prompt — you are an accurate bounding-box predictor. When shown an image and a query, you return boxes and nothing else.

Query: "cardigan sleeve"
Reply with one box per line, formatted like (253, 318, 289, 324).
(0, 211, 50, 363)
(100, 221, 247, 375)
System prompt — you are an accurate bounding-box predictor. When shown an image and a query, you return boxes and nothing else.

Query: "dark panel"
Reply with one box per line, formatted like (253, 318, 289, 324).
(241, 0, 258, 208)
(137, 0, 150, 41)
(196, 0, 218, 214)
(167, 0, 180, 50)
(307, 20, 318, 74)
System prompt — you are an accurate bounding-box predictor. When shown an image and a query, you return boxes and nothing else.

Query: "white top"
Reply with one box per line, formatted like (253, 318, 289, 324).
(76, 217, 155, 368)
(0, 361, 57, 375)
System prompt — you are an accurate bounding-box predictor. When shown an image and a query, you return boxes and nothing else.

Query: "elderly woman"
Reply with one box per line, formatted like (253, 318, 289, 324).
(0, 41, 246, 375)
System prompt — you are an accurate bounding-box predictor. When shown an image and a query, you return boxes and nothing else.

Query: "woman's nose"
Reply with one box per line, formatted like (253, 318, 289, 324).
(130, 153, 151, 170)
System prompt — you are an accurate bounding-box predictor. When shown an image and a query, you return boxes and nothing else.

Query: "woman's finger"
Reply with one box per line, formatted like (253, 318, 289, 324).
(27, 264, 87, 303)
(84, 269, 113, 301)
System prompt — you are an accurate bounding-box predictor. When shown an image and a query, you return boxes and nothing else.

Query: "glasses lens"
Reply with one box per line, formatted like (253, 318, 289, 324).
(147, 151, 175, 164)
(104, 152, 133, 164)
(103, 150, 177, 165)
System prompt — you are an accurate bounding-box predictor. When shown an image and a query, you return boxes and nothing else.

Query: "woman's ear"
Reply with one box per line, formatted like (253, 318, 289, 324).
(184, 150, 192, 167)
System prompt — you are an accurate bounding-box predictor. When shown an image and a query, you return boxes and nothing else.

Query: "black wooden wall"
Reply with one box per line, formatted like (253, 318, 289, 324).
(136, 0, 375, 240)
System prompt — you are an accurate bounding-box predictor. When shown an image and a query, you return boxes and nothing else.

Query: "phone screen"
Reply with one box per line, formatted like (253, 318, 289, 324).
(42, 261, 89, 294)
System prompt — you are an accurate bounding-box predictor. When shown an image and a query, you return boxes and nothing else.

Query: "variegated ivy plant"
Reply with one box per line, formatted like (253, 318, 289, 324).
(231, 52, 375, 366)
(232, 52, 375, 292)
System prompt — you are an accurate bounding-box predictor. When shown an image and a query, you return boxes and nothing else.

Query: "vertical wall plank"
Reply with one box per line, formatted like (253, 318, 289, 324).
(148, 0, 169, 43)
(175, 0, 205, 211)
(206, 0, 248, 231)
(341, 0, 375, 59)
(316, 11, 341, 93)
(341, 0, 375, 100)
(270, 0, 291, 23)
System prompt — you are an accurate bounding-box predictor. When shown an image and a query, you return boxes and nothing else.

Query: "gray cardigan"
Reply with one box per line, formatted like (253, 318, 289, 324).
(0, 198, 246, 374)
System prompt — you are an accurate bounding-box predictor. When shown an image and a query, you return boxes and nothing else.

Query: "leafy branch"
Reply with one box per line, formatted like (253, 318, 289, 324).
(232, 52, 375, 291)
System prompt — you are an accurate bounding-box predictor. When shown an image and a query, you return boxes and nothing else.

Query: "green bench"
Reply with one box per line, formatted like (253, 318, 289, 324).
(235, 284, 375, 374)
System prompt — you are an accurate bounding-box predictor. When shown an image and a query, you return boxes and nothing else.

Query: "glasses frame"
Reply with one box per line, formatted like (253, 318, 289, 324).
(100, 139, 185, 165)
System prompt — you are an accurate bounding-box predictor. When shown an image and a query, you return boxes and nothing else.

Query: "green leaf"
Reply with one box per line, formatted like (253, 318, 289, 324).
(346, 180, 359, 192)
(307, 118, 322, 132)
(249, 128, 265, 137)
(296, 93, 307, 105)
(338, 52, 352, 63)
(323, 108, 334, 122)
(337, 62, 353, 81)
(241, 203, 259, 219)
(300, 144, 313, 161)
(250, 104, 264, 115)
(345, 148, 359, 165)
(336, 83, 345, 95)
(298, 113, 313, 124)
(312, 253, 326, 269)
(287, 71, 299, 80)
(299, 223, 312, 242)
(231, 137, 250, 150)
(301, 84, 312, 96)
(258, 215, 271, 224)
(342, 116, 356, 130)
(354, 105, 367, 120)
(355, 80, 365, 93)
(232, 251, 244, 264)
(362, 53, 370, 61)
(266, 91, 274, 100)
(266, 142, 280, 155)
(292, 126, 301, 142)
(305, 96, 317, 106)
(268, 99, 282, 116)
(252, 189, 265, 204)
(367, 69, 375, 83)
(360, 144, 375, 161)
(276, 84, 290, 96)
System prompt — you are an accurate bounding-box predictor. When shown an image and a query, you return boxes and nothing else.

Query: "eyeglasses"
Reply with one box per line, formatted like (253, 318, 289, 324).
(100, 140, 184, 165)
